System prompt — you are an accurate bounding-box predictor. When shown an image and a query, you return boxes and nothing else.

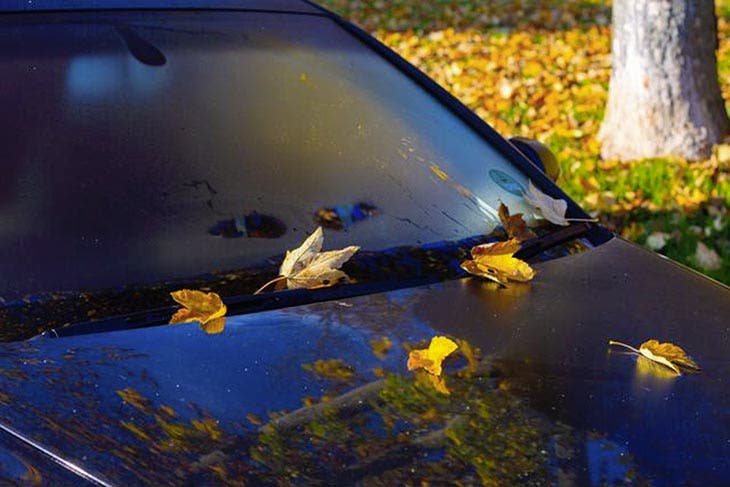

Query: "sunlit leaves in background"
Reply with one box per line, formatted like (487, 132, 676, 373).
(320, 0, 730, 284)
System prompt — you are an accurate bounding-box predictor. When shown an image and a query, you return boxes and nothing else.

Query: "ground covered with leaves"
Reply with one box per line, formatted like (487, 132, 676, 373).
(319, 0, 730, 284)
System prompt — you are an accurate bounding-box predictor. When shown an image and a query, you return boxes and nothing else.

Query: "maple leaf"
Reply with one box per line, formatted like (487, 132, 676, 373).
(460, 238, 535, 286)
(498, 202, 537, 242)
(254, 227, 359, 294)
(407, 336, 458, 377)
(169, 289, 227, 334)
(523, 180, 570, 226)
(523, 181, 597, 226)
(608, 339, 700, 375)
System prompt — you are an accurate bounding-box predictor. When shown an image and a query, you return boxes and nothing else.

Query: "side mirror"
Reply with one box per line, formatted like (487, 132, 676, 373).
(509, 137, 562, 182)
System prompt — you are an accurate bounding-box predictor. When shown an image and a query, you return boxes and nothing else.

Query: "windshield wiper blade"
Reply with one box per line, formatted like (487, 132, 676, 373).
(514, 222, 593, 261)
(35, 228, 596, 340)
(38, 277, 439, 339)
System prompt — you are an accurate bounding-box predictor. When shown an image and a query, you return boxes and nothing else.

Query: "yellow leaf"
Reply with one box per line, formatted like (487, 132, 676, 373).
(635, 355, 679, 381)
(608, 339, 700, 375)
(407, 336, 458, 376)
(426, 374, 450, 395)
(169, 290, 227, 334)
(460, 239, 535, 286)
(498, 202, 537, 242)
(255, 227, 359, 293)
(200, 317, 226, 335)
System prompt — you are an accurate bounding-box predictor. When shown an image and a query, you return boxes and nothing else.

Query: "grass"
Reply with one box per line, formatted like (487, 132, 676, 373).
(319, 0, 730, 285)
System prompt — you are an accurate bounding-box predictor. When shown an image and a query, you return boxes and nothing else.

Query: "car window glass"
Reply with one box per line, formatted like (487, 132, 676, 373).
(0, 11, 534, 301)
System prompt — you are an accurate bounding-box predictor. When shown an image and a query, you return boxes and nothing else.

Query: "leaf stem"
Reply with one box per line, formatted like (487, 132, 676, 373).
(253, 276, 286, 295)
(608, 340, 641, 354)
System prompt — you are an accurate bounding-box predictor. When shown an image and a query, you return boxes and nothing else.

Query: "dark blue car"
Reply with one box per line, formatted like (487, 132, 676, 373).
(0, 1, 728, 485)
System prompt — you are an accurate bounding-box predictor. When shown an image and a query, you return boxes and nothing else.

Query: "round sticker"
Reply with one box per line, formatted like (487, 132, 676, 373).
(489, 169, 525, 196)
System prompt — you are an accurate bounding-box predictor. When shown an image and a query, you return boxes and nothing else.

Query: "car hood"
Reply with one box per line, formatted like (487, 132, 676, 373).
(0, 237, 728, 485)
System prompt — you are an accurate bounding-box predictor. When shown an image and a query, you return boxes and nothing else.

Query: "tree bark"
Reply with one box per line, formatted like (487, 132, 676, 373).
(598, 0, 729, 161)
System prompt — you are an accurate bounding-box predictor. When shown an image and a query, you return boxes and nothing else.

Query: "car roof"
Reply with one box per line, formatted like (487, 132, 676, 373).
(0, 0, 321, 14)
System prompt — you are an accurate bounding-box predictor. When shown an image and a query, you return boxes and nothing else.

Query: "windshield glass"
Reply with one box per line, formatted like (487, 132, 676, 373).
(0, 10, 587, 342)
(0, 11, 537, 300)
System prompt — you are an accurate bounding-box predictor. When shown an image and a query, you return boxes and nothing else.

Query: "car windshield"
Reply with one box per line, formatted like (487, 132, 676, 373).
(0, 10, 563, 338)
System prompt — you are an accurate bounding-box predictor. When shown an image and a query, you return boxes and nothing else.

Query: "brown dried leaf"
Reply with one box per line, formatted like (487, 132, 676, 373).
(608, 339, 700, 375)
(460, 238, 535, 286)
(498, 202, 537, 242)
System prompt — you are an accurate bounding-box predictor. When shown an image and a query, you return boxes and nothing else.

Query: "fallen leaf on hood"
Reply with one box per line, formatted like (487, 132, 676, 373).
(407, 336, 458, 377)
(608, 339, 700, 375)
(498, 202, 537, 242)
(169, 290, 227, 334)
(695, 241, 721, 271)
(460, 238, 535, 286)
(254, 226, 359, 293)
(635, 355, 680, 380)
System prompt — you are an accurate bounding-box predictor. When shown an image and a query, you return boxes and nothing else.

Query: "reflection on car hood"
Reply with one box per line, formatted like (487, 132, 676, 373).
(0, 237, 727, 485)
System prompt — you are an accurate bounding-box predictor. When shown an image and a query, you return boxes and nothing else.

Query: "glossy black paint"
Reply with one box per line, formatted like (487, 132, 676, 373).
(0, 238, 727, 484)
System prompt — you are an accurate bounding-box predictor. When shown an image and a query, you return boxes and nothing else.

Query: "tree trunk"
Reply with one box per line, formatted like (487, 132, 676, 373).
(598, 0, 729, 161)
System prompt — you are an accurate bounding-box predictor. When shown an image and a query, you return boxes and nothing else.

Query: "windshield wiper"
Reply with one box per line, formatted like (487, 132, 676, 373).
(514, 222, 593, 261)
(38, 277, 439, 339)
(34, 227, 597, 340)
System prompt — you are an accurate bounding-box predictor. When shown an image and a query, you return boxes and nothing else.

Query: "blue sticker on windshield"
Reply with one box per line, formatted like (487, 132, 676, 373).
(489, 169, 525, 196)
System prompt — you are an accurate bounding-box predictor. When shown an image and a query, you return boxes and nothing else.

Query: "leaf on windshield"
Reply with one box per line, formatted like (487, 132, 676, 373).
(523, 181, 597, 226)
(498, 202, 537, 242)
(608, 339, 700, 375)
(169, 289, 227, 334)
(407, 336, 458, 377)
(460, 239, 535, 286)
(254, 226, 359, 294)
(523, 180, 570, 226)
